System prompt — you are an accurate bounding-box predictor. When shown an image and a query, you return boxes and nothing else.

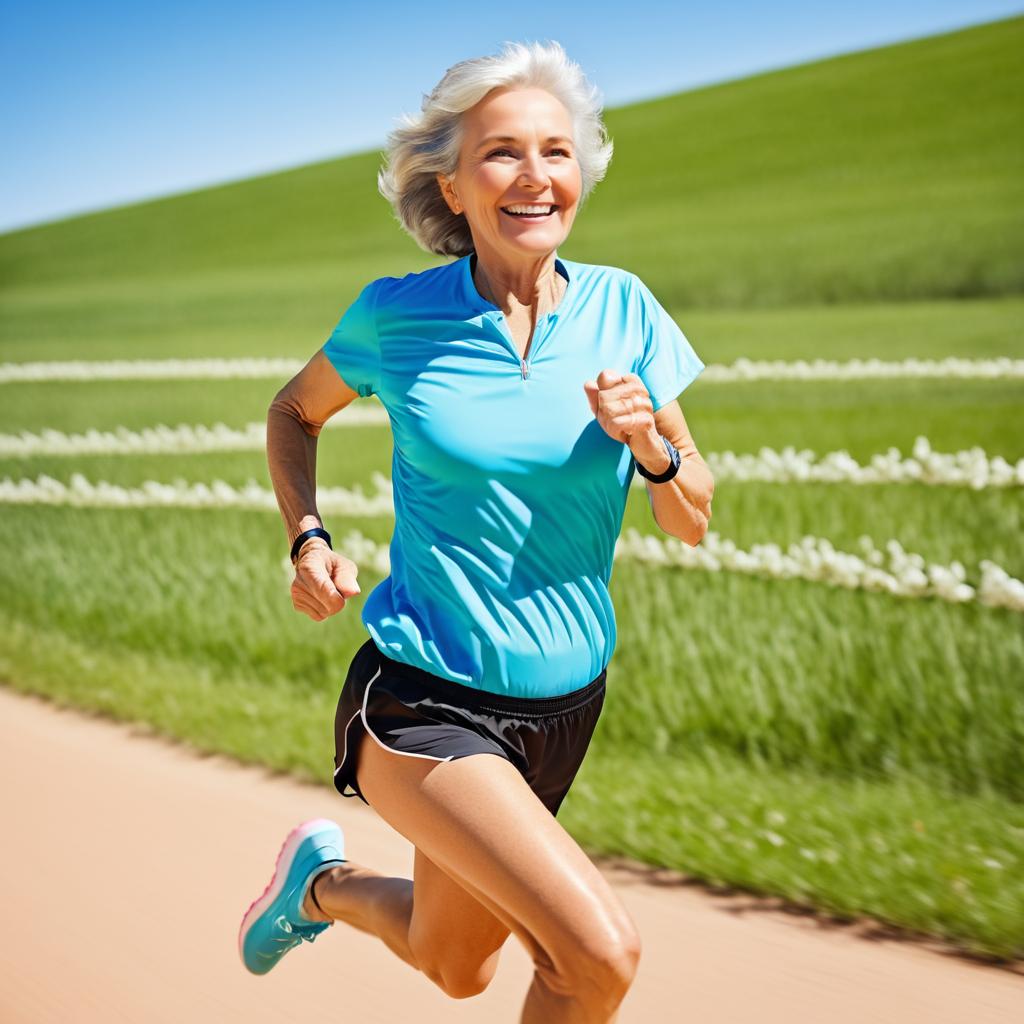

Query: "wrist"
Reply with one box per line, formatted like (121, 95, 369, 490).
(629, 427, 671, 474)
(295, 538, 330, 560)
(290, 522, 332, 563)
(290, 516, 323, 548)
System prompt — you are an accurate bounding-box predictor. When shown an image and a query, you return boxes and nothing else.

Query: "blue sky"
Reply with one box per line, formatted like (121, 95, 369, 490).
(2, 1, 1020, 233)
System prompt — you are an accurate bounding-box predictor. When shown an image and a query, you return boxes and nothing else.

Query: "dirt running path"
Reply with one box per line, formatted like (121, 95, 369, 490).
(1, 685, 1020, 1023)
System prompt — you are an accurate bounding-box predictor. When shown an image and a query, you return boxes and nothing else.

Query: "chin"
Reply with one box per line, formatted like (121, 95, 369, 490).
(502, 228, 569, 250)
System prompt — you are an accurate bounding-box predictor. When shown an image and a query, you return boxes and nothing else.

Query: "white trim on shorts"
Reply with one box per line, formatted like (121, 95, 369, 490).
(333, 657, 456, 780)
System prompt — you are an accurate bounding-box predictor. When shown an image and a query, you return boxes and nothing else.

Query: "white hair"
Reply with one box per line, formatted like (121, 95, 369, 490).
(376, 40, 614, 258)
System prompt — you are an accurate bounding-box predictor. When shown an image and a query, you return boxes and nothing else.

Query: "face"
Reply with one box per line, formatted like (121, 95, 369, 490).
(437, 86, 583, 261)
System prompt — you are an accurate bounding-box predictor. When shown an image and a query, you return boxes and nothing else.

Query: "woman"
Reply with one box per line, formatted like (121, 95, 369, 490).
(240, 39, 713, 1023)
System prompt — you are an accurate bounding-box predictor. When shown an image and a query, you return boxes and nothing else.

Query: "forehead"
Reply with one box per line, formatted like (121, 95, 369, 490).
(462, 86, 572, 141)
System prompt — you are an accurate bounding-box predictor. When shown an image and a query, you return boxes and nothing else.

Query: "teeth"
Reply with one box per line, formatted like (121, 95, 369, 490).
(503, 204, 555, 215)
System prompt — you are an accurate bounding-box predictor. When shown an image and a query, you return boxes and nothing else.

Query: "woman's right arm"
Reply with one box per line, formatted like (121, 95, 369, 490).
(266, 349, 363, 620)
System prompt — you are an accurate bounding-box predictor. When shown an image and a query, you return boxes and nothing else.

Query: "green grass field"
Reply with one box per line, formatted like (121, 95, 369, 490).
(1, 15, 1022, 960)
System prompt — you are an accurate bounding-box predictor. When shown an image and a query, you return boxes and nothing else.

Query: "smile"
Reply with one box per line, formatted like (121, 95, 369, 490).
(500, 204, 558, 219)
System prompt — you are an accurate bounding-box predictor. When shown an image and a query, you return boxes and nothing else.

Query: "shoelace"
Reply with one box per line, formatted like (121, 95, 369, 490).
(268, 914, 327, 950)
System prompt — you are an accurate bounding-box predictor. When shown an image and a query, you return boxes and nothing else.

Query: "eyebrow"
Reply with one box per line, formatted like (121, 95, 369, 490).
(475, 134, 573, 150)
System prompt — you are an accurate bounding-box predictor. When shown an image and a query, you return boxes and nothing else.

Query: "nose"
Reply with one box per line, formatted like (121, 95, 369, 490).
(516, 150, 552, 189)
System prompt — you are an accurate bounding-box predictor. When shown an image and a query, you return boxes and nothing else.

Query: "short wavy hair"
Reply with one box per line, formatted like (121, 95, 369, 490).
(376, 40, 614, 258)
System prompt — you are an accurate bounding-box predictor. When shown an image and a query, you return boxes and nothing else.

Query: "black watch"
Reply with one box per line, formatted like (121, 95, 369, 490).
(634, 435, 681, 483)
(290, 526, 332, 564)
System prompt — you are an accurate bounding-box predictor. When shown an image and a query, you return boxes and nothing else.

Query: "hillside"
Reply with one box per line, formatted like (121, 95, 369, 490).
(1, 15, 1021, 309)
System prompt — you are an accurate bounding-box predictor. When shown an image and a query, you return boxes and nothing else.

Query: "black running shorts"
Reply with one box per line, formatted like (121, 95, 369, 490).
(332, 637, 607, 817)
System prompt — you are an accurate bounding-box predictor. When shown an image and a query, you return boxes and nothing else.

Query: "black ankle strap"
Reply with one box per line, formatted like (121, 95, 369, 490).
(310, 871, 329, 917)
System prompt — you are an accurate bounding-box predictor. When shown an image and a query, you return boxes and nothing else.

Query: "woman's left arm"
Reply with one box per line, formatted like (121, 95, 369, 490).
(628, 401, 713, 546)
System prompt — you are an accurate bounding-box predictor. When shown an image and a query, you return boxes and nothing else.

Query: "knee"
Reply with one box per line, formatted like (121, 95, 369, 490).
(419, 950, 500, 1000)
(546, 925, 643, 1004)
(587, 927, 642, 997)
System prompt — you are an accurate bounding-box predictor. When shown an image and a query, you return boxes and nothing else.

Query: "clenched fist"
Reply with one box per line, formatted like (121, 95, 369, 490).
(290, 542, 362, 622)
(582, 370, 654, 444)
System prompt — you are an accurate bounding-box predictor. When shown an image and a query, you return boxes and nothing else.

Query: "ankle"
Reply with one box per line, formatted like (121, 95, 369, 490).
(301, 868, 337, 924)
(304, 862, 371, 922)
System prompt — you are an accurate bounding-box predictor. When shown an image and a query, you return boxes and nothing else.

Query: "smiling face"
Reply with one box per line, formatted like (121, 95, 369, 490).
(438, 86, 583, 262)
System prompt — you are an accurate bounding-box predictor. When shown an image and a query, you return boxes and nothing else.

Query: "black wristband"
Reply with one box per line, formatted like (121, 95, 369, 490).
(634, 435, 681, 483)
(291, 527, 332, 564)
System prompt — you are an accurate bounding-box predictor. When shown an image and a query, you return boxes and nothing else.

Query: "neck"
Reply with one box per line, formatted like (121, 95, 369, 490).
(472, 249, 565, 316)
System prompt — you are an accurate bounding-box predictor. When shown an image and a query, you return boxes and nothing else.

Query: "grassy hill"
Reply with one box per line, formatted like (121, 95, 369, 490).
(1, 14, 1021, 311)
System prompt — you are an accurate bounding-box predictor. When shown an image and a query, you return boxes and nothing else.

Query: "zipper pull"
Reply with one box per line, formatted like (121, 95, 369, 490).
(521, 358, 528, 380)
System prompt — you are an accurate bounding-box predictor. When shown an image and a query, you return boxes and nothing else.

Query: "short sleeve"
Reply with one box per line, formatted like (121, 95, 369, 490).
(322, 279, 381, 398)
(632, 275, 705, 412)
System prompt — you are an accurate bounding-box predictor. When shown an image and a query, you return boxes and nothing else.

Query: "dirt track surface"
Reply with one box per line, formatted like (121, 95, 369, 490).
(1, 685, 1021, 1023)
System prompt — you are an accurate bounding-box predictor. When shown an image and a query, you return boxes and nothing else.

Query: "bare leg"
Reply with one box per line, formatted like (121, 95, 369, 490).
(301, 846, 513, 991)
(349, 740, 642, 1021)
(302, 862, 420, 970)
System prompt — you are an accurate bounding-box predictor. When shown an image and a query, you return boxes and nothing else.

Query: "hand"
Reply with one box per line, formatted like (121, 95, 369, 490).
(290, 543, 362, 621)
(582, 369, 654, 444)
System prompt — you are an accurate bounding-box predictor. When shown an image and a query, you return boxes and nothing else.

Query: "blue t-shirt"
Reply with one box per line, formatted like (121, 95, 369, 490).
(322, 251, 704, 698)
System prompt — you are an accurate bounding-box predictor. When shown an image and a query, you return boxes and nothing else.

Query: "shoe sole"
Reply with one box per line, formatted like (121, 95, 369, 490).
(237, 816, 342, 971)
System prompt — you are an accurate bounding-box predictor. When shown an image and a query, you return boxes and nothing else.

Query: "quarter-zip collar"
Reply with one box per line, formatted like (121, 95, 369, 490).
(460, 251, 574, 321)
(459, 251, 576, 379)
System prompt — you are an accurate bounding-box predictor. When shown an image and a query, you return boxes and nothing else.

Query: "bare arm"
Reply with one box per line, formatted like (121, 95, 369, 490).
(583, 369, 714, 547)
(267, 348, 360, 553)
(267, 349, 363, 619)
(628, 400, 714, 546)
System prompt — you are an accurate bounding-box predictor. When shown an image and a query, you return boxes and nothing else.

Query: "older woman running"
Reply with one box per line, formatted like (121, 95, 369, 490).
(240, 39, 713, 1024)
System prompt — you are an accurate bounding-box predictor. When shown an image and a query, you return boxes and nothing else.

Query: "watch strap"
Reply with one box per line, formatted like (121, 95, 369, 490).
(291, 526, 332, 564)
(634, 435, 680, 483)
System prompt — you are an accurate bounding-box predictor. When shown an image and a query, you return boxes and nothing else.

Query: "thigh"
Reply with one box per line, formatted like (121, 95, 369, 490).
(354, 734, 640, 979)
(410, 846, 511, 977)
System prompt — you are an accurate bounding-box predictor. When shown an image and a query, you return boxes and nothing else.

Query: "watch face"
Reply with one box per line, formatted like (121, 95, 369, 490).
(661, 437, 681, 477)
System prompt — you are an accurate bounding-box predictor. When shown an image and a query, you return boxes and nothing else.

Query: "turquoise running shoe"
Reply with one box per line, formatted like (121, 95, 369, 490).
(238, 817, 346, 975)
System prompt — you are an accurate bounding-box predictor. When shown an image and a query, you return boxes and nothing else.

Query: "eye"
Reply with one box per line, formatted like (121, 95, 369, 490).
(485, 146, 573, 158)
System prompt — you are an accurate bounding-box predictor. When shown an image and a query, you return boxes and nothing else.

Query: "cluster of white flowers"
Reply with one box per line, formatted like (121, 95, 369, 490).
(0, 471, 395, 517)
(4, 470, 1018, 612)
(686, 436, 1023, 490)
(0, 408, 389, 457)
(699, 356, 1024, 382)
(3, 355, 1022, 384)
(613, 528, 1024, 612)
(281, 525, 1024, 612)
(0, 422, 271, 456)
(0, 358, 302, 383)
(2, 422, 1019, 491)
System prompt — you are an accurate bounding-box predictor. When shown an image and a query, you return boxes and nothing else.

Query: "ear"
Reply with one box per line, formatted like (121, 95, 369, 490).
(436, 173, 460, 214)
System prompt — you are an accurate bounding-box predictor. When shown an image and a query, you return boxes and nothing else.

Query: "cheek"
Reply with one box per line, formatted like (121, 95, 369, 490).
(474, 165, 512, 199)
(554, 167, 583, 203)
